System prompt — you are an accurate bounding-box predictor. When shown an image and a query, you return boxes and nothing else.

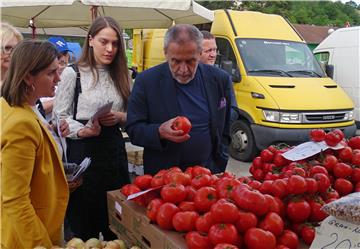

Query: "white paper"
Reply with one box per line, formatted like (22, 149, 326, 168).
(115, 201, 122, 214)
(126, 186, 162, 200)
(67, 157, 91, 182)
(282, 141, 344, 161)
(54, 112, 68, 163)
(310, 216, 360, 249)
(92, 101, 113, 121)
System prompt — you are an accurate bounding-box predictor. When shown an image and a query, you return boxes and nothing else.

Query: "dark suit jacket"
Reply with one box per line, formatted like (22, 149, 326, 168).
(126, 62, 232, 175)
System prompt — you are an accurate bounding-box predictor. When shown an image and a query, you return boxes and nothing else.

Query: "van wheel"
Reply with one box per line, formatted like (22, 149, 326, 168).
(229, 120, 258, 162)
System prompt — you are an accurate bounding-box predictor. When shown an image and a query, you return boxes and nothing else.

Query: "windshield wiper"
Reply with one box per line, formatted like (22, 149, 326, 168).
(287, 70, 321, 77)
(248, 69, 293, 77)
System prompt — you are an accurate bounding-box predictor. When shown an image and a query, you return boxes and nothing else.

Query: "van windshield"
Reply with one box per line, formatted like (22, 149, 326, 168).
(236, 38, 325, 77)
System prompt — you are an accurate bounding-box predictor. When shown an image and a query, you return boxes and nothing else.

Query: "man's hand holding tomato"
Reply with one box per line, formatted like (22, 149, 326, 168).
(159, 117, 191, 143)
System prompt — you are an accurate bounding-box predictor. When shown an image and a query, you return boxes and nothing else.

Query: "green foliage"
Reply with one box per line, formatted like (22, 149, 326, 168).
(200, 1, 360, 26)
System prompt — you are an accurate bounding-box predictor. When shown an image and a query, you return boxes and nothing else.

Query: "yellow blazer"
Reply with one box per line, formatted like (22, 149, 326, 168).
(1, 98, 69, 249)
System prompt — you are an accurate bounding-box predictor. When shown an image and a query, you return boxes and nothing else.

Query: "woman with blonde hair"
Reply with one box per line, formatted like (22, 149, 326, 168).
(54, 16, 131, 240)
(0, 22, 23, 83)
(1, 40, 69, 249)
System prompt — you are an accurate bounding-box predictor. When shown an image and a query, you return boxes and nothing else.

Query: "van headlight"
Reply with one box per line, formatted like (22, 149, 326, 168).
(263, 110, 302, 123)
(344, 110, 354, 120)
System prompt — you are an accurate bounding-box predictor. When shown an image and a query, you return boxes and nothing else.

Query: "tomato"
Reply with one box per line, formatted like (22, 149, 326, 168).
(185, 185, 197, 201)
(178, 201, 195, 211)
(291, 167, 306, 177)
(146, 198, 164, 222)
(310, 129, 326, 142)
(185, 231, 212, 249)
(172, 211, 199, 232)
(287, 175, 307, 195)
(214, 243, 239, 249)
(252, 156, 263, 170)
(233, 186, 268, 216)
(352, 167, 360, 183)
(348, 136, 360, 150)
(352, 150, 360, 166)
(286, 199, 311, 223)
(260, 149, 274, 162)
(142, 190, 160, 206)
(164, 172, 191, 185)
(216, 177, 241, 199)
(156, 202, 180, 230)
(192, 165, 212, 177)
(264, 194, 283, 216)
(271, 179, 288, 198)
(276, 246, 290, 249)
(196, 212, 215, 233)
(244, 228, 276, 249)
(309, 198, 328, 222)
(338, 146, 353, 162)
(191, 174, 212, 189)
(273, 153, 289, 167)
(301, 225, 315, 245)
(333, 178, 353, 196)
(162, 167, 182, 183)
(210, 199, 239, 224)
(252, 168, 265, 181)
(305, 178, 318, 194)
(235, 210, 258, 234)
(322, 154, 338, 172)
(259, 212, 284, 236)
(121, 183, 141, 197)
(355, 181, 360, 192)
(277, 230, 299, 249)
(194, 186, 217, 213)
(160, 183, 187, 204)
(332, 129, 345, 140)
(172, 116, 192, 134)
(325, 131, 341, 147)
(208, 223, 239, 246)
(321, 187, 340, 201)
(309, 165, 328, 177)
(333, 162, 353, 179)
(258, 180, 273, 194)
(134, 174, 153, 190)
(248, 180, 262, 190)
(151, 174, 165, 187)
(313, 173, 331, 193)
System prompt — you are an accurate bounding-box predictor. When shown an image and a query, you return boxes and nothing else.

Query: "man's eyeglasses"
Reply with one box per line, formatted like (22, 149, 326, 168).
(1, 46, 14, 55)
(203, 48, 218, 54)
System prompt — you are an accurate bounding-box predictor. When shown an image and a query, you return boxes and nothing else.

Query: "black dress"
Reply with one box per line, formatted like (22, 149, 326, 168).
(67, 122, 130, 240)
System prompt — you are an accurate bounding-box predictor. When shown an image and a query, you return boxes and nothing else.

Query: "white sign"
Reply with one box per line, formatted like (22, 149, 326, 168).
(310, 216, 360, 249)
(282, 141, 344, 161)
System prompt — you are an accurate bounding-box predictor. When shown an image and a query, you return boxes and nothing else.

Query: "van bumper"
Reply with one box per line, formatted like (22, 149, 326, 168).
(251, 123, 357, 150)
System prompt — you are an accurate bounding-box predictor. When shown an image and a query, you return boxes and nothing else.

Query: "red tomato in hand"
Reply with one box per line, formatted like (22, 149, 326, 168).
(310, 129, 326, 142)
(244, 228, 276, 249)
(172, 116, 192, 134)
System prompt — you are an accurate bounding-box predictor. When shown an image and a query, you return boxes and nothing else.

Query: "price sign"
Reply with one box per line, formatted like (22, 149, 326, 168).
(310, 216, 360, 249)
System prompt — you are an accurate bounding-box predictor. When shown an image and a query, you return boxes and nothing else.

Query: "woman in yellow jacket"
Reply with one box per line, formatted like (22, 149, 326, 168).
(1, 40, 69, 249)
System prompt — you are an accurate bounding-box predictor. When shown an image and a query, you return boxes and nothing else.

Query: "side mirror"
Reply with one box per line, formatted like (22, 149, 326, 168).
(221, 60, 241, 83)
(325, 64, 334, 79)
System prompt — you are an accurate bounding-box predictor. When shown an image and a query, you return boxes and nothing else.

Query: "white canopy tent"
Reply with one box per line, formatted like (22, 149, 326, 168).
(1, 0, 214, 30)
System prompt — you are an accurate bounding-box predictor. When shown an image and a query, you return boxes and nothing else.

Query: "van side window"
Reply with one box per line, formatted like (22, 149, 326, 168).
(314, 52, 330, 65)
(215, 38, 240, 82)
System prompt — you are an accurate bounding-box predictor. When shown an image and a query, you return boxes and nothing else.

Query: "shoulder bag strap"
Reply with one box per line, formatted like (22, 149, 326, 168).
(69, 64, 82, 120)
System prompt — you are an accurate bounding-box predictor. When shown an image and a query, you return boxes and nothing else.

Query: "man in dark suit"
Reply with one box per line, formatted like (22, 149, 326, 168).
(126, 24, 233, 175)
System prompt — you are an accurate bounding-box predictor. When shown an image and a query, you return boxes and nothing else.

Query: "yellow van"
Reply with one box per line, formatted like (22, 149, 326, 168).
(132, 10, 356, 161)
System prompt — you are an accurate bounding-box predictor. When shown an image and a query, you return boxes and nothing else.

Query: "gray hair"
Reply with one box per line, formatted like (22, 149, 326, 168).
(164, 24, 203, 52)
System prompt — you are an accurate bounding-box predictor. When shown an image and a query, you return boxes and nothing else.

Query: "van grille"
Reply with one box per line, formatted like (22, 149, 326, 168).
(303, 111, 347, 123)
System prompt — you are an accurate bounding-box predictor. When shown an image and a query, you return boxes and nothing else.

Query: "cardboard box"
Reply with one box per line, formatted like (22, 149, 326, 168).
(107, 190, 187, 249)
